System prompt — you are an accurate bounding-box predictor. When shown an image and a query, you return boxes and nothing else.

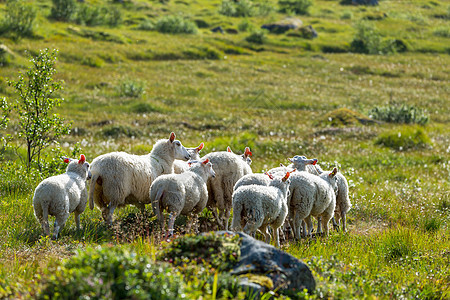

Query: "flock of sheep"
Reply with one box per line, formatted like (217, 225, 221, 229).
(32, 132, 352, 246)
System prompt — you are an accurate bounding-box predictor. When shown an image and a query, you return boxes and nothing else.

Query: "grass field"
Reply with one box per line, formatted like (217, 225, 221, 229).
(0, 0, 449, 298)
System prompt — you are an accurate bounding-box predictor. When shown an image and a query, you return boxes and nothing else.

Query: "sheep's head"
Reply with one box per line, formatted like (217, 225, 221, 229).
(227, 146, 252, 165)
(288, 155, 318, 171)
(62, 154, 91, 180)
(168, 132, 191, 161)
(320, 167, 338, 194)
(186, 142, 204, 161)
(188, 158, 216, 178)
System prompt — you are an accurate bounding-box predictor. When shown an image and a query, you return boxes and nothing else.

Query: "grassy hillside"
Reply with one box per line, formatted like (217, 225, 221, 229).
(0, 0, 449, 298)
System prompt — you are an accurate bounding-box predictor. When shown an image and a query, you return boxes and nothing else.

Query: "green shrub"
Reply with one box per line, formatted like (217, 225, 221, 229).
(350, 21, 382, 54)
(433, 26, 450, 38)
(238, 19, 255, 32)
(50, 0, 77, 21)
(369, 103, 429, 125)
(375, 126, 431, 151)
(137, 19, 155, 31)
(155, 15, 198, 34)
(131, 102, 161, 113)
(245, 30, 268, 44)
(71, 4, 122, 27)
(157, 232, 241, 272)
(219, 0, 255, 17)
(341, 10, 353, 20)
(0, 0, 36, 39)
(117, 79, 146, 98)
(0, 45, 14, 66)
(38, 246, 185, 299)
(182, 47, 222, 60)
(279, 0, 314, 15)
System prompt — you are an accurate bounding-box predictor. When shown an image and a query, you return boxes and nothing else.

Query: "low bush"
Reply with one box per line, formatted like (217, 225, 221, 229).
(375, 126, 431, 151)
(278, 0, 314, 16)
(38, 246, 185, 299)
(369, 103, 429, 125)
(50, 0, 77, 22)
(117, 79, 146, 98)
(155, 16, 198, 34)
(0, 0, 36, 39)
(219, 0, 255, 17)
(350, 21, 382, 54)
(245, 30, 268, 44)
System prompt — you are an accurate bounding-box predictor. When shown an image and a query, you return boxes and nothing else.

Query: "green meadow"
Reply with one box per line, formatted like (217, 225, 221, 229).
(0, 0, 449, 298)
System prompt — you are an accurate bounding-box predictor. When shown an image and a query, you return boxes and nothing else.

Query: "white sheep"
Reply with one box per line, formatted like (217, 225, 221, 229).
(173, 142, 204, 174)
(88, 132, 191, 225)
(288, 168, 338, 239)
(33, 154, 91, 239)
(231, 171, 293, 248)
(203, 146, 253, 230)
(150, 158, 216, 238)
(311, 164, 352, 232)
(233, 173, 270, 192)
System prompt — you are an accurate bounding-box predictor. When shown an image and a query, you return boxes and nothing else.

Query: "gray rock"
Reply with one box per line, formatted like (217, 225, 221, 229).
(216, 231, 316, 295)
(261, 17, 303, 34)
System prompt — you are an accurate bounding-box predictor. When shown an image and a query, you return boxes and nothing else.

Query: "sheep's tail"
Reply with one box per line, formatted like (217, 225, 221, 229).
(151, 188, 164, 228)
(88, 173, 99, 210)
(231, 198, 243, 231)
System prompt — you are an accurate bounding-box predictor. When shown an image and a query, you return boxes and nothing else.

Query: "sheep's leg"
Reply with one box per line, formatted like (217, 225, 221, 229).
(321, 213, 333, 237)
(223, 207, 231, 231)
(331, 216, 340, 231)
(293, 212, 305, 240)
(167, 213, 177, 238)
(53, 214, 69, 240)
(41, 206, 50, 237)
(259, 225, 271, 244)
(316, 216, 323, 234)
(74, 211, 81, 231)
(341, 211, 347, 232)
(305, 216, 314, 237)
(300, 220, 307, 237)
(104, 204, 117, 226)
(273, 226, 281, 248)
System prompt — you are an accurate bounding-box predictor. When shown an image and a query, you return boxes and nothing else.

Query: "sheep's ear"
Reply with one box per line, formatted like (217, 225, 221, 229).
(202, 158, 209, 165)
(312, 158, 318, 165)
(291, 168, 297, 173)
(265, 172, 274, 180)
(62, 157, 70, 164)
(196, 142, 204, 151)
(227, 146, 232, 153)
(282, 171, 291, 182)
(169, 132, 176, 143)
(280, 163, 285, 167)
(78, 154, 86, 164)
(329, 167, 338, 178)
(244, 147, 252, 157)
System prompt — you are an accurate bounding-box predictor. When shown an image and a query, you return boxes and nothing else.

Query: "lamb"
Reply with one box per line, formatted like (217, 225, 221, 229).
(150, 158, 216, 238)
(311, 164, 352, 232)
(173, 142, 204, 174)
(88, 132, 191, 225)
(231, 171, 293, 248)
(203, 146, 253, 230)
(288, 168, 338, 239)
(33, 154, 91, 239)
